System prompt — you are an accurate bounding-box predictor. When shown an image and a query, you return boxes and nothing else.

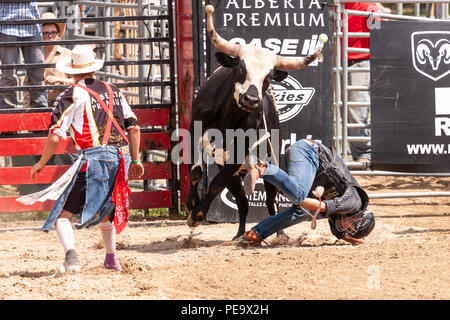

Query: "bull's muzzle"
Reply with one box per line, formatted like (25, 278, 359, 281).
(238, 85, 260, 111)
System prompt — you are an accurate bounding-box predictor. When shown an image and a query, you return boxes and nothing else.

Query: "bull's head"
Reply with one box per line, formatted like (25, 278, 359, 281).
(205, 5, 324, 112)
(416, 39, 450, 71)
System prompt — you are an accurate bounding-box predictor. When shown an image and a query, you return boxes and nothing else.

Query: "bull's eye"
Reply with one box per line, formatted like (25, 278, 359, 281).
(233, 61, 246, 84)
(236, 65, 246, 84)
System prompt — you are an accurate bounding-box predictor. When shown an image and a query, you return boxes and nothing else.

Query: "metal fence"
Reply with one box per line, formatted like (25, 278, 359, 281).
(0, 0, 179, 215)
(335, 0, 450, 199)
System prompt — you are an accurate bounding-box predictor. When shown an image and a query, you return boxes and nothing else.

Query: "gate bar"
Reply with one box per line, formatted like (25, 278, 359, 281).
(369, 192, 450, 199)
(352, 171, 450, 177)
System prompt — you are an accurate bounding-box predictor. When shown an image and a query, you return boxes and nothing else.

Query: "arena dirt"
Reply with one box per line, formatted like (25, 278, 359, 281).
(0, 175, 449, 300)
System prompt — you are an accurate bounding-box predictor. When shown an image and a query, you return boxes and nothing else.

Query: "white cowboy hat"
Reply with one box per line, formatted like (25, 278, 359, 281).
(56, 45, 104, 75)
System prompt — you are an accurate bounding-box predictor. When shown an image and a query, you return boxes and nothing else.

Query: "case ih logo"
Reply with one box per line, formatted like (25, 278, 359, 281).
(411, 31, 450, 82)
(270, 75, 315, 123)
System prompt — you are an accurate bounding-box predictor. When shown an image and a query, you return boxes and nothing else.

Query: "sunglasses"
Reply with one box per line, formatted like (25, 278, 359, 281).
(43, 31, 59, 38)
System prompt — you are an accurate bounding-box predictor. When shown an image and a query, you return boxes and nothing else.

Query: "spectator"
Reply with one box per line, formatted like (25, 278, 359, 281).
(24, 12, 73, 108)
(16, 12, 74, 196)
(344, 2, 384, 163)
(0, 2, 48, 109)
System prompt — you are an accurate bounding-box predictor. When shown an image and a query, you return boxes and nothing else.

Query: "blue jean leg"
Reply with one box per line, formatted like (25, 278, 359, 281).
(0, 34, 20, 108)
(251, 140, 320, 240)
(0, 33, 47, 109)
(253, 205, 312, 239)
(21, 34, 47, 108)
(262, 140, 319, 205)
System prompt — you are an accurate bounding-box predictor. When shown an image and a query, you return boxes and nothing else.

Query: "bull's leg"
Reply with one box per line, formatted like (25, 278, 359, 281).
(185, 165, 203, 215)
(187, 164, 241, 228)
(264, 180, 289, 240)
(226, 175, 249, 240)
(186, 123, 204, 216)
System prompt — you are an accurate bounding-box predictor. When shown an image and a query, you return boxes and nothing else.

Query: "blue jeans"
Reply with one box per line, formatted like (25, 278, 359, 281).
(0, 33, 47, 109)
(253, 140, 319, 240)
(43, 145, 131, 231)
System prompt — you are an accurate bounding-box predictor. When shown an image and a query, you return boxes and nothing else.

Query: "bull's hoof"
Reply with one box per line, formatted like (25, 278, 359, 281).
(187, 213, 203, 228)
(232, 230, 245, 241)
(232, 234, 242, 241)
(275, 230, 290, 244)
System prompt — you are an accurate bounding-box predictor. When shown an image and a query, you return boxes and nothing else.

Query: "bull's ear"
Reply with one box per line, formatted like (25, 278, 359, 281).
(215, 52, 240, 68)
(272, 69, 288, 82)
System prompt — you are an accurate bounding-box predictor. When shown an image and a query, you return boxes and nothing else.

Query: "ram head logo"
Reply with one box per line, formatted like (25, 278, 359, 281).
(412, 31, 450, 81)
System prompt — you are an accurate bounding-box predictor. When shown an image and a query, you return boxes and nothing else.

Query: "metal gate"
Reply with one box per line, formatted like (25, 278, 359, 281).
(336, 0, 450, 171)
(0, 0, 179, 215)
(335, 0, 450, 200)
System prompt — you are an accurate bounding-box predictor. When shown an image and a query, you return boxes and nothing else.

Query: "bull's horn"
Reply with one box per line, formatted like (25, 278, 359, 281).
(205, 5, 240, 57)
(275, 43, 324, 70)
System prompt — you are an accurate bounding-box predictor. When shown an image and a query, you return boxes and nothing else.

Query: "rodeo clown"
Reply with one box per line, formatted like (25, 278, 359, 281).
(239, 139, 375, 247)
(17, 45, 144, 273)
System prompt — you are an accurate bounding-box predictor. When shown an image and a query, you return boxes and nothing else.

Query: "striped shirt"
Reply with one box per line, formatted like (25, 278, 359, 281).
(0, 2, 41, 37)
(49, 78, 138, 151)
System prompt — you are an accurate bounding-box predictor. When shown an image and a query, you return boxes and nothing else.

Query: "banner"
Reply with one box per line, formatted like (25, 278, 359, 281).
(202, 0, 335, 223)
(371, 21, 450, 173)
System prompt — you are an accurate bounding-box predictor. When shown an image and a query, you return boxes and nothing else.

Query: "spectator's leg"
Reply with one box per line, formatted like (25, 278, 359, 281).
(22, 34, 47, 108)
(348, 60, 371, 161)
(0, 33, 19, 109)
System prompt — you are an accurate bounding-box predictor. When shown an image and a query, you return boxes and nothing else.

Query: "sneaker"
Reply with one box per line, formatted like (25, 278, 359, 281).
(356, 157, 370, 163)
(237, 229, 262, 248)
(104, 253, 122, 272)
(63, 249, 81, 273)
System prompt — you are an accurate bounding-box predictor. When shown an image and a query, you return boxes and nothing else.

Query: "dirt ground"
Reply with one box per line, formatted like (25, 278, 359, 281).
(0, 175, 449, 300)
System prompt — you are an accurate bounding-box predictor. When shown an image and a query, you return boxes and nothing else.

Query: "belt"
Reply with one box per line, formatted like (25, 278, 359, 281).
(304, 139, 320, 152)
(80, 145, 129, 155)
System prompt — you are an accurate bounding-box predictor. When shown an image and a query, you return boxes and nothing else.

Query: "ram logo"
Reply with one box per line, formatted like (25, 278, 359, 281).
(412, 31, 450, 81)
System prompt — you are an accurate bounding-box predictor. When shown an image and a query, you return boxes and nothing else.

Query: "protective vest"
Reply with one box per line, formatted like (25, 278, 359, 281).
(308, 143, 370, 239)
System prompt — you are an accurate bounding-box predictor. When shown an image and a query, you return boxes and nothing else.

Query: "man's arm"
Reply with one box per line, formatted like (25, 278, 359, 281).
(127, 126, 144, 178)
(322, 186, 362, 217)
(31, 133, 61, 179)
(300, 197, 326, 212)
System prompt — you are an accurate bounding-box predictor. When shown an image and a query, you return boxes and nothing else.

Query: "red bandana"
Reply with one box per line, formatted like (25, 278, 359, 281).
(112, 152, 131, 234)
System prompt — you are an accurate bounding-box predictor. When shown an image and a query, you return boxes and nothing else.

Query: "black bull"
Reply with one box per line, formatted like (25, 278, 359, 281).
(185, 5, 324, 240)
(185, 53, 285, 240)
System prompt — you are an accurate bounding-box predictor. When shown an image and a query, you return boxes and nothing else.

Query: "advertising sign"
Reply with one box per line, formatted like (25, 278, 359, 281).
(201, 0, 335, 222)
(371, 21, 450, 173)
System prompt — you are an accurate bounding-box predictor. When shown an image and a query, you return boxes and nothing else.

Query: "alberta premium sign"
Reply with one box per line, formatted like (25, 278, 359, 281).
(203, 0, 335, 223)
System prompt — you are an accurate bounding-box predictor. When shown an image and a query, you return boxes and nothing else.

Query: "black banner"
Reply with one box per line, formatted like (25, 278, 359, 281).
(200, 0, 335, 223)
(371, 21, 450, 173)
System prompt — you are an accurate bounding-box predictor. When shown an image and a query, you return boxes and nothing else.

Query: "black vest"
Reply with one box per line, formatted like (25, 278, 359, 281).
(308, 143, 369, 212)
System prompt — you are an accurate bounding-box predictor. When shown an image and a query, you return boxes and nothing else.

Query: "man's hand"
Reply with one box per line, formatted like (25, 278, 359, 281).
(342, 235, 365, 245)
(129, 162, 144, 179)
(30, 133, 61, 179)
(31, 161, 46, 180)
